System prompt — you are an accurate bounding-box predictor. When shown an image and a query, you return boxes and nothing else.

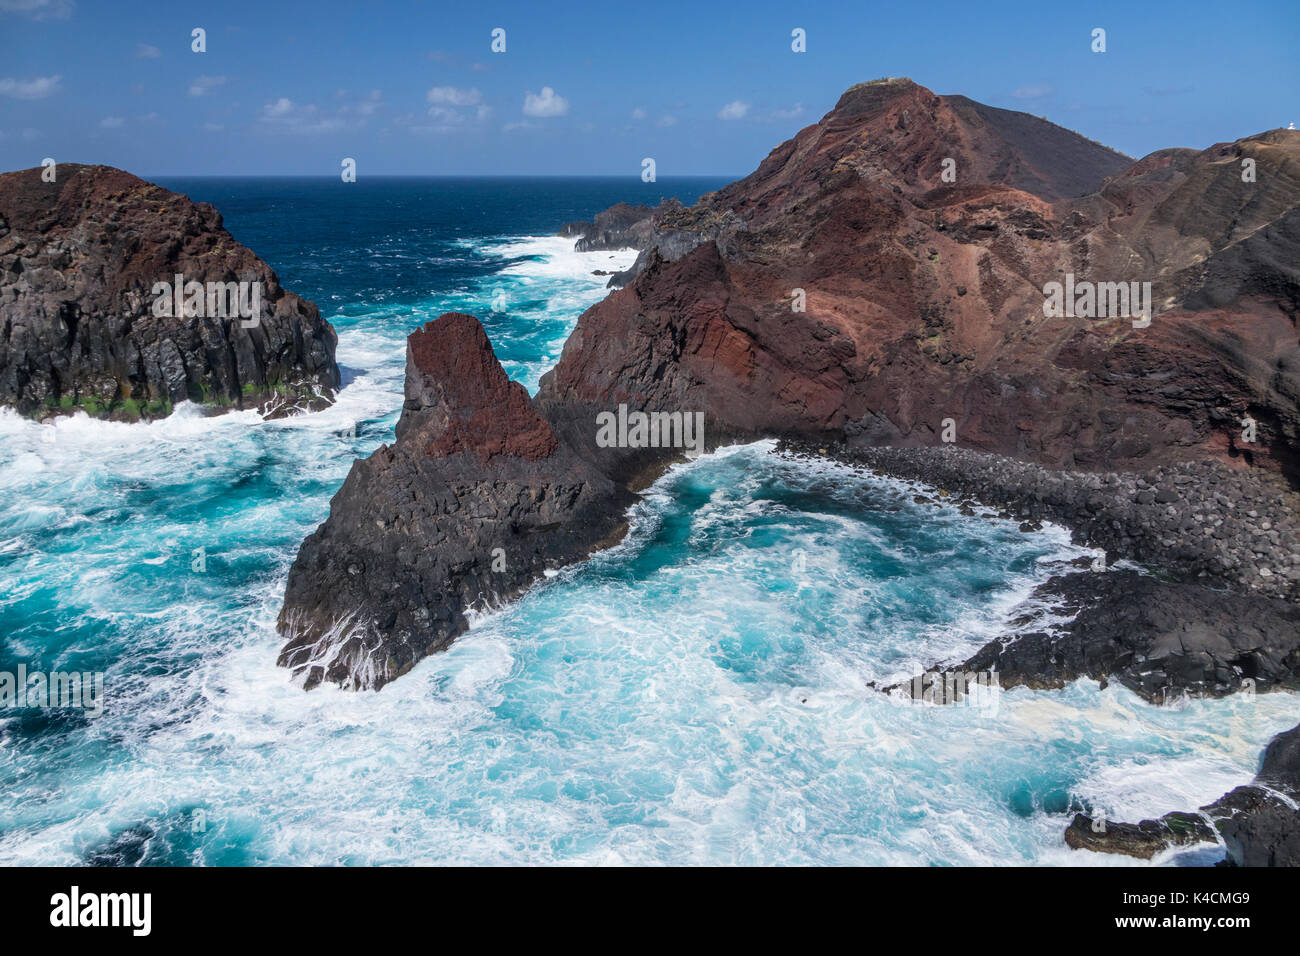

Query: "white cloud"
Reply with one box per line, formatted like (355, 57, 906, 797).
(263, 97, 294, 118)
(99, 116, 124, 128)
(656, 114, 678, 128)
(135, 43, 160, 59)
(631, 106, 647, 121)
(0, 74, 61, 100)
(1012, 85, 1053, 100)
(356, 89, 383, 116)
(201, 122, 224, 132)
(718, 100, 749, 120)
(189, 75, 227, 97)
(769, 104, 804, 121)
(259, 95, 375, 135)
(523, 86, 568, 118)
(418, 87, 488, 131)
(427, 86, 482, 107)
(0, 0, 73, 20)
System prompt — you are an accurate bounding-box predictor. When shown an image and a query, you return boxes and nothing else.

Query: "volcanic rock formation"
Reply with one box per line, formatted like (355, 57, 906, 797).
(560, 201, 657, 253)
(1065, 722, 1300, 865)
(541, 78, 1300, 485)
(0, 164, 340, 420)
(279, 79, 1300, 704)
(277, 314, 630, 690)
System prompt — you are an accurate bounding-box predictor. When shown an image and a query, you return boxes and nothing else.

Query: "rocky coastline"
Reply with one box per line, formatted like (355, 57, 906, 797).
(272, 78, 1299, 863)
(788, 439, 1300, 864)
(812, 443, 1300, 602)
(1064, 724, 1300, 866)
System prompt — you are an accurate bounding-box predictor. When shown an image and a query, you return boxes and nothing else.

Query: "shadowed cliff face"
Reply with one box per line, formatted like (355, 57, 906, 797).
(537, 78, 1300, 486)
(277, 313, 630, 691)
(0, 164, 340, 420)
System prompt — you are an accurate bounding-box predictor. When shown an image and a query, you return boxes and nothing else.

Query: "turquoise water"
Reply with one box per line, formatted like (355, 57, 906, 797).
(0, 179, 1293, 865)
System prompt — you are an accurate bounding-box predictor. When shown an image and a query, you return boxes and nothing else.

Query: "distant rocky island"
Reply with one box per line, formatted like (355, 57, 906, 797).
(0, 164, 339, 421)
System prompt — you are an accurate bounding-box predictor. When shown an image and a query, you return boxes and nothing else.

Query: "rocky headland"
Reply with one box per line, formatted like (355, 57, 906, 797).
(0, 164, 340, 421)
(276, 79, 1299, 862)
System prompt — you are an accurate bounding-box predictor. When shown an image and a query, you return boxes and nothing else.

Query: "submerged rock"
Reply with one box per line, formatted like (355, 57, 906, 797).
(1066, 723, 1300, 866)
(0, 164, 340, 421)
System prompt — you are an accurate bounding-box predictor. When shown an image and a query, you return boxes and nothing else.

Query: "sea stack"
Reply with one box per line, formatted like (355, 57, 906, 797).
(277, 313, 631, 690)
(0, 164, 340, 421)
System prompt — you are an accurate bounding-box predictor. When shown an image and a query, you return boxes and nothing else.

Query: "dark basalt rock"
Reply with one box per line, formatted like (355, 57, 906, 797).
(560, 202, 656, 252)
(1064, 811, 1217, 860)
(562, 198, 743, 288)
(1065, 723, 1300, 865)
(277, 313, 633, 690)
(951, 570, 1300, 701)
(0, 163, 339, 421)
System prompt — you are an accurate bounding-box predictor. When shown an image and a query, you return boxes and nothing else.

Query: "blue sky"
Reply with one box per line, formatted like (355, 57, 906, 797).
(0, 0, 1296, 176)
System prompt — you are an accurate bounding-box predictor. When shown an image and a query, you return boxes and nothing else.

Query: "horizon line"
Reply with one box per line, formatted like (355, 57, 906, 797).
(110, 171, 744, 181)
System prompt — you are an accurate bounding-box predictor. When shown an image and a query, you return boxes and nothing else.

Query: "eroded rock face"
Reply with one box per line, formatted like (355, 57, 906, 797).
(546, 78, 1300, 485)
(0, 164, 340, 420)
(560, 202, 656, 253)
(277, 313, 630, 690)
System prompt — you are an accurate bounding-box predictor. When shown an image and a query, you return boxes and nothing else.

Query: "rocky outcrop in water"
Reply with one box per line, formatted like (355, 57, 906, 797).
(277, 313, 631, 690)
(959, 570, 1300, 700)
(0, 163, 340, 421)
(560, 202, 656, 253)
(1066, 722, 1300, 865)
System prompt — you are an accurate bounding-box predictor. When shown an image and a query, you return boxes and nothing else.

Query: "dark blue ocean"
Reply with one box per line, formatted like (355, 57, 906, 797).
(0, 178, 1289, 865)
